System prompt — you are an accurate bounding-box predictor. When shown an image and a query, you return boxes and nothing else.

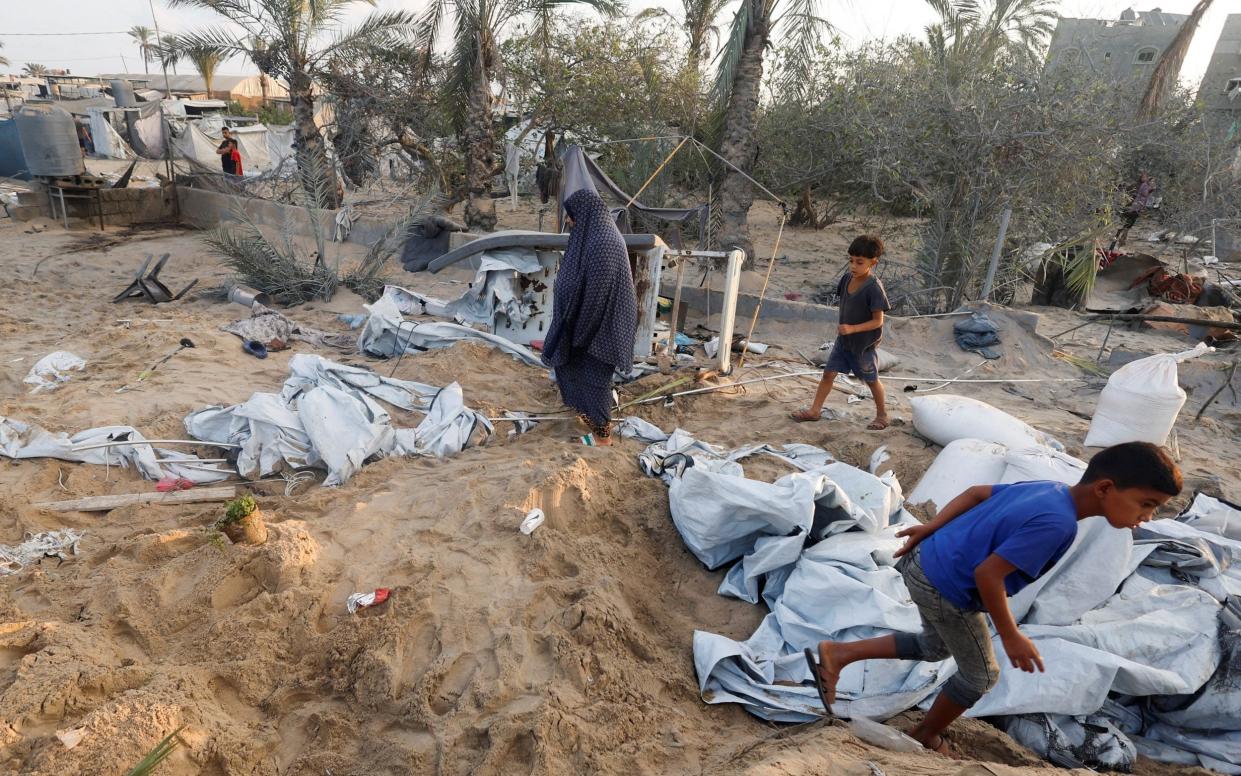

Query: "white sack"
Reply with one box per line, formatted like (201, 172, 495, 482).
(1085, 343, 1212, 447)
(908, 438, 1008, 512)
(910, 394, 1063, 451)
(24, 351, 86, 393)
(1000, 447, 1087, 486)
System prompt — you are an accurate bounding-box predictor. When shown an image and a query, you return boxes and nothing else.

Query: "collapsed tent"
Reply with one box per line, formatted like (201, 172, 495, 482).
(185, 354, 492, 487)
(358, 289, 541, 367)
(637, 424, 1241, 773)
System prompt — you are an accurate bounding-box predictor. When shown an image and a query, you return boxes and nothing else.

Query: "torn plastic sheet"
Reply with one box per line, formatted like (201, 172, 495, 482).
(0, 417, 231, 484)
(0, 529, 83, 575)
(1178, 492, 1241, 541)
(384, 248, 543, 328)
(23, 351, 86, 393)
(1002, 712, 1136, 771)
(637, 423, 1241, 772)
(185, 355, 492, 487)
(358, 292, 541, 366)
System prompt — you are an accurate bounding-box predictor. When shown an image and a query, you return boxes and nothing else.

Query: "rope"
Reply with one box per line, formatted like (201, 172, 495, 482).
(735, 208, 788, 370)
(624, 136, 690, 210)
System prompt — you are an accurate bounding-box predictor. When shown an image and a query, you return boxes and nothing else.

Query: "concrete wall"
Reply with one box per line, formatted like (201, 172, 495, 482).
(177, 186, 396, 246)
(1045, 11, 1185, 85)
(11, 181, 177, 226)
(1198, 14, 1241, 134)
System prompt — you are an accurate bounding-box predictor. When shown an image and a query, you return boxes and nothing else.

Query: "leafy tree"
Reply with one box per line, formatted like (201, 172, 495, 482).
(413, 0, 622, 229)
(23, 63, 49, 77)
(158, 35, 182, 75)
(168, 0, 416, 209)
(184, 43, 226, 96)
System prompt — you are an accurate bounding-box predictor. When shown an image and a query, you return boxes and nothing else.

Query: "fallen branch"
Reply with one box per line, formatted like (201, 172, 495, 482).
(36, 486, 238, 513)
(1195, 362, 1239, 421)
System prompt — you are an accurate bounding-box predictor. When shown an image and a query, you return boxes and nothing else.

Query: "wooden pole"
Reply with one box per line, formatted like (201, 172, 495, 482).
(36, 486, 237, 513)
(1086, 313, 1241, 331)
(665, 258, 687, 354)
(716, 249, 744, 374)
(981, 205, 1012, 301)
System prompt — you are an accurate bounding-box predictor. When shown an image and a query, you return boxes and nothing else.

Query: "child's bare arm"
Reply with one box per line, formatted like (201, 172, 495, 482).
(839, 310, 883, 336)
(976, 553, 1044, 673)
(894, 485, 991, 557)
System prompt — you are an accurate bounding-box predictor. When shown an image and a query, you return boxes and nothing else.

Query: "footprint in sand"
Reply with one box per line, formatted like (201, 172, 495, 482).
(430, 654, 479, 715)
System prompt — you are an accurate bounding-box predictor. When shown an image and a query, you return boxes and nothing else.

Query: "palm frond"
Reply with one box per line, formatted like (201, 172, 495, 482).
(414, 0, 455, 72)
(710, 0, 753, 108)
(1139, 0, 1213, 119)
(774, 0, 830, 100)
(124, 726, 184, 776)
(310, 10, 417, 66)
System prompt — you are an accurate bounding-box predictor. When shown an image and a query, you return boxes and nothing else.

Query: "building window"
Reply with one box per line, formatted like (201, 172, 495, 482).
(1135, 47, 1158, 64)
(1228, 77, 1241, 93)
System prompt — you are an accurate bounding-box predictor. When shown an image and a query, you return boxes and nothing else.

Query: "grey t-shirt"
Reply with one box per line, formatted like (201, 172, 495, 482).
(836, 273, 890, 353)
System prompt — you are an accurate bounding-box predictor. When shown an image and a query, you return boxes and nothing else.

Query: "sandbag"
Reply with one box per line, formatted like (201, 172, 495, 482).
(1085, 343, 1212, 448)
(908, 438, 1008, 511)
(1000, 447, 1087, 487)
(910, 395, 1063, 451)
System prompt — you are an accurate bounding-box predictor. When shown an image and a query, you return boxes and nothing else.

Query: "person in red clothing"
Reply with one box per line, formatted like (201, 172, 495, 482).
(228, 138, 243, 177)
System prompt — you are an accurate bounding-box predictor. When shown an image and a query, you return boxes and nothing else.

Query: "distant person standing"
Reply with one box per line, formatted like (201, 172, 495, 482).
(228, 138, 244, 177)
(76, 123, 94, 157)
(217, 127, 237, 175)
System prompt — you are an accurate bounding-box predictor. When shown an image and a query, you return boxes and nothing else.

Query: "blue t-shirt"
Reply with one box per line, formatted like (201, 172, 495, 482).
(918, 481, 1079, 611)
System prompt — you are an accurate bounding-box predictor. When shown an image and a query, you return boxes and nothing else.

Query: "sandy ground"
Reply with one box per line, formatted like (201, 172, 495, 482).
(0, 213, 1235, 775)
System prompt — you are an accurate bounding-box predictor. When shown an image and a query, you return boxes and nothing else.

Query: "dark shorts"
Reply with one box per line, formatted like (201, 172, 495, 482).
(824, 342, 879, 383)
(1120, 209, 1140, 229)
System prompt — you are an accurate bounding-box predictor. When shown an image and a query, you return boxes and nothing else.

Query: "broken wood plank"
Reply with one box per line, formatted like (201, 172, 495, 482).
(1086, 313, 1241, 331)
(35, 486, 237, 513)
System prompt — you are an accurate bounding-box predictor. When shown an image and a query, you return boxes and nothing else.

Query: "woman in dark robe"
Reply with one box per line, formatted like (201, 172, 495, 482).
(541, 187, 637, 444)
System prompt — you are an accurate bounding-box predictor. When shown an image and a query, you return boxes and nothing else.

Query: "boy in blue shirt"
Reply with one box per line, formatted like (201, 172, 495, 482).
(804, 442, 1182, 755)
(792, 235, 891, 430)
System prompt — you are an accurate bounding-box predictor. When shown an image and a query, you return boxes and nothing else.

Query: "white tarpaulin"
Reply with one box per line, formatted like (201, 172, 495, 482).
(0, 417, 230, 484)
(640, 426, 1241, 772)
(384, 248, 544, 329)
(184, 354, 492, 486)
(358, 292, 541, 367)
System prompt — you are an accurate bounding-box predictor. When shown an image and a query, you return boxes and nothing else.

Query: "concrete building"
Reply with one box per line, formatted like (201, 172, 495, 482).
(1197, 14, 1241, 137)
(1045, 8, 1187, 84)
(96, 74, 289, 109)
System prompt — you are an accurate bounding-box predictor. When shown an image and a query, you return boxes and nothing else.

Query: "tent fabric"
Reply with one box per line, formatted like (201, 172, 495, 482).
(636, 425, 1241, 772)
(184, 354, 491, 487)
(358, 291, 541, 367)
(0, 416, 230, 484)
(87, 109, 135, 160)
(560, 145, 707, 237)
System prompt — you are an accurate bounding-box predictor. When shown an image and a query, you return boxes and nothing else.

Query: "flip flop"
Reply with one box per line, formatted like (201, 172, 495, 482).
(242, 340, 269, 359)
(803, 647, 833, 716)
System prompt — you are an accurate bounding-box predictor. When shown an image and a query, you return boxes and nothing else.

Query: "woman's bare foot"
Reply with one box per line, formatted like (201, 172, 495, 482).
(920, 734, 956, 758)
(791, 408, 821, 422)
(816, 641, 844, 707)
(866, 415, 889, 431)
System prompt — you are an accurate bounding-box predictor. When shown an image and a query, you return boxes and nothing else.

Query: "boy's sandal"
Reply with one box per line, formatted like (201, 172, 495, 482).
(802, 647, 834, 717)
(866, 418, 889, 431)
(790, 409, 821, 422)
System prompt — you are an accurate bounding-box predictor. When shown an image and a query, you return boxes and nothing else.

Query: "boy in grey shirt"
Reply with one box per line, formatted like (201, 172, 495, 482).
(791, 235, 891, 429)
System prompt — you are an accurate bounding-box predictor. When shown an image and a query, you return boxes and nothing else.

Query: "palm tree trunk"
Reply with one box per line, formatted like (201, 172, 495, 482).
(715, 0, 768, 259)
(1139, 0, 1213, 119)
(463, 61, 497, 231)
(289, 70, 341, 210)
(143, 47, 150, 75)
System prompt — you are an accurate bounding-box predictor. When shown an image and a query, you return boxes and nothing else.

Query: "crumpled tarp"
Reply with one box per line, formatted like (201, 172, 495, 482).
(386, 248, 544, 329)
(358, 291, 541, 367)
(24, 351, 86, 393)
(0, 529, 83, 575)
(184, 354, 492, 487)
(642, 426, 1241, 772)
(223, 302, 354, 351)
(0, 416, 231, 483)
(953, 312, 1003, 359)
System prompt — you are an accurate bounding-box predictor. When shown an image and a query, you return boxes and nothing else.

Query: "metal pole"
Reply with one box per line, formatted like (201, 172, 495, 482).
(716, 249, 744, 374)
(981, 205, 1012, 301)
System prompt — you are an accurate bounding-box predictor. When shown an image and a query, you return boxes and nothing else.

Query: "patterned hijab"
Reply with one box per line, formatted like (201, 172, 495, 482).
(541, 189, 638, 370)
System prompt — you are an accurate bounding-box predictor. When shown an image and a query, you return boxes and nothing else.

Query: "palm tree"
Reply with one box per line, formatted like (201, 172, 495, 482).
(185, 43, 225, 97)
(0, 41, 9, 69)
(710, 0, 828, 254)
(159, 35, 182, 75)
(639, 0, 730, 74)
(23, 63, 49, 78)
(415, 0, 621, 230)
(1139, 0, 1213, 119)
(168, 0, 416, 209)
(923, 0, 1055, 76)
(129, 25, 156, 74)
